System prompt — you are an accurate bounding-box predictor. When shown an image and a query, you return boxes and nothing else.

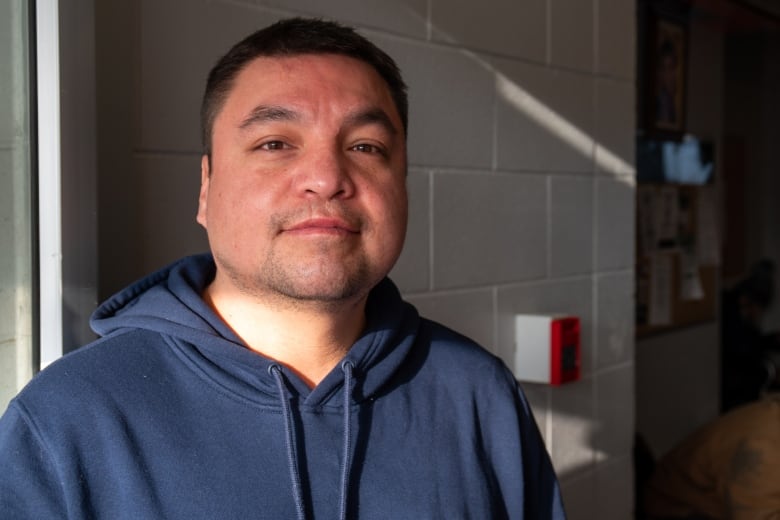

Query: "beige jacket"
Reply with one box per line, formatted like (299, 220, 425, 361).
(645, 396, 780, 520)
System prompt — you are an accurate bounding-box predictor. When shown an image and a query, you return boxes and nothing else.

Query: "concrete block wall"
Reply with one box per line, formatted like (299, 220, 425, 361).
(96, 1, 636, 517)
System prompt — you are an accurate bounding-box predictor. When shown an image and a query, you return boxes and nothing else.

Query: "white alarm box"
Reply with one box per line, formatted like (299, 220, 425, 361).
(514, 314, 580, 385)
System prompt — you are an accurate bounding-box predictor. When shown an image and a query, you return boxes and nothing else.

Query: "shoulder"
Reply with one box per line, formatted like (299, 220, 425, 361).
(418, 317, 512, 374)
(411, 317, 522, 402)
(13, 329, 171, 418)
(408, 320, 565, 517)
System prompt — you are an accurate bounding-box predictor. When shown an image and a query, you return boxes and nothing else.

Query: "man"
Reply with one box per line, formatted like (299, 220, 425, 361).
(0, 18, 565, 519)
(644, 396, 780, 519)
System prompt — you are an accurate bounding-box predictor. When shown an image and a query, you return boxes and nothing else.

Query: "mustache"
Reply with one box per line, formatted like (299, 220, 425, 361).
(271, 202, 364, 231)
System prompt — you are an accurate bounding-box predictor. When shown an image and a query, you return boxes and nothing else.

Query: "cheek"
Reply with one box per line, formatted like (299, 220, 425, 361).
(393, 179, 409, 221)
(212, 168, 270, 212)
(208, 180, 264, 240)
(394, 190, 409, 238)
(371, 181, 408, 243)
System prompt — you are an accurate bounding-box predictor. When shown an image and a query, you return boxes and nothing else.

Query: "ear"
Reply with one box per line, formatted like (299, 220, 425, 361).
(196, 155, 210, 229)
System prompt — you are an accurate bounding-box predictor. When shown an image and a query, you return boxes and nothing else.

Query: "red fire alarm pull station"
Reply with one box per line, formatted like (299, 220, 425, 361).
(513, 315, 581, 385)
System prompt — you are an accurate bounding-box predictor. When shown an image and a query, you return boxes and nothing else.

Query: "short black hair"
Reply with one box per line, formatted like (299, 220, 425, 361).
(200, 17, 408, 157)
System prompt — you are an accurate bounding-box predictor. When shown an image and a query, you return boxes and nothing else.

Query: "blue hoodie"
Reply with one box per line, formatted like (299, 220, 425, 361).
(0, 254, 566, 519)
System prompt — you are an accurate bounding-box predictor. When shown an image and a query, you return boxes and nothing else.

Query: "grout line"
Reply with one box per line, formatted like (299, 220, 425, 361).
(492, 75, 499, 172)
(592, 360, 635, 377)
(592, 174, 600, 372)
(546, 387, 553, 454)
(491, 286, 499, 353)
(402, 264, 633, 299)
(426, 0, 432, 41)
(428, 171, 435, 291)
(593, 0, 600, 74)
(592, 267, 600, 372)
(546, 175, 553, 278)
(546, 0, 552, 66)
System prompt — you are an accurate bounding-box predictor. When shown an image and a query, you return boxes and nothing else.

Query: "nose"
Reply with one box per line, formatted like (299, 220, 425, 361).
(293, 144, 355, 200)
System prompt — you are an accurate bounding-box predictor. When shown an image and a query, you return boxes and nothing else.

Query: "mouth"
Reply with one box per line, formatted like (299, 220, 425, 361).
(283, 217, 360, 236)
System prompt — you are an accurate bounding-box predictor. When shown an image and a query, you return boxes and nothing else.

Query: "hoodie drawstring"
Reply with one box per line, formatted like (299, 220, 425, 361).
(269, 364, 307, 520)
(339, 360, 354, 520)
(268, 361, 355, 520)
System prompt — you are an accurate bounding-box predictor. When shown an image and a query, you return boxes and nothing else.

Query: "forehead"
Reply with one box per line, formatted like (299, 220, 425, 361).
(219, 54, 400, 125)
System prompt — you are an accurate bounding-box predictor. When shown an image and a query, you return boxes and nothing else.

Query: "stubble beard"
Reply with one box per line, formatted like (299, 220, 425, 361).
(264, 243, 373, 304)
(216, 242, 376, 311)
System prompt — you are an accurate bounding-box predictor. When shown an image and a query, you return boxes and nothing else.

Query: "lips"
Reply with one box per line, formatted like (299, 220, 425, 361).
(283, 217, 359, 235)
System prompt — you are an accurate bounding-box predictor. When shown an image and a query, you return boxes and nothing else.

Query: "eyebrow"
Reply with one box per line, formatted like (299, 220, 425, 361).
(343, 108, 399, 137)
(238, 105, 300, 130)
(238, 105, 398, 136)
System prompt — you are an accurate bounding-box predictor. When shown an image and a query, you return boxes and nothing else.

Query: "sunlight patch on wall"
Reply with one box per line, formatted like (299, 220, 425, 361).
(495, 73, 635, 185)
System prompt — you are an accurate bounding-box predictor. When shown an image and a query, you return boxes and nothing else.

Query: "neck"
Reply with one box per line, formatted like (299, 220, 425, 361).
(203, 277, 368, 388)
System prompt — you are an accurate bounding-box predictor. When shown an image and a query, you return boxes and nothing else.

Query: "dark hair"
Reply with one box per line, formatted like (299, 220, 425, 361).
(200, 18, 408, 157)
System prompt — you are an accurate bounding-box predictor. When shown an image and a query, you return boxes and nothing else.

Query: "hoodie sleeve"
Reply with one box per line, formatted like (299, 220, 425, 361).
(0, 402, 68, 518)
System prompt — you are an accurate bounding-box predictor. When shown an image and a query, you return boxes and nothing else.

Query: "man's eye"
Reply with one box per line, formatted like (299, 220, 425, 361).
(351, 143, 384, 154)
(259, 140, 288, 151)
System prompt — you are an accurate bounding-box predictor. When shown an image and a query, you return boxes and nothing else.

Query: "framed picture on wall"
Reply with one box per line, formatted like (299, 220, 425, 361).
(646, 14, 688, 137)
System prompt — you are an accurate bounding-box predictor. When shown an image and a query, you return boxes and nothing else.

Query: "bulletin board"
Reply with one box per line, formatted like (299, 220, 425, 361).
(635, 184, 719, 337)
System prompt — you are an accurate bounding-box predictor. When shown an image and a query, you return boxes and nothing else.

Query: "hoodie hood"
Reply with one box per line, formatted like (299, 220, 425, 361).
(90, 253, 420, 407)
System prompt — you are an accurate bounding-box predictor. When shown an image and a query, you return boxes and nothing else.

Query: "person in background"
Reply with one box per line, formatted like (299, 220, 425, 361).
(721, 259, 780, 412)
(0, 18, 565, 519)
(644, 395, 780, 520)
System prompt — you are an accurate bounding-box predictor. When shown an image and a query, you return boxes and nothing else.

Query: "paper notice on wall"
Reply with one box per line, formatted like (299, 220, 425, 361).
(679, 249, 705, 301)
(697, 185, 720, 265)
(649, 253, 673, 326)
(654, 186, 679, 248)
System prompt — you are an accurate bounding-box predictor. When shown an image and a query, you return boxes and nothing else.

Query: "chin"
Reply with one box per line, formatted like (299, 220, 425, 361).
(219, 250, 390, 305)
(259, 261, 382, 304)
(274, 274, 373, 304)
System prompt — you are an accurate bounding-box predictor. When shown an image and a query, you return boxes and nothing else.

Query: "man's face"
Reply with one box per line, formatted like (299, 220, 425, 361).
(197, 54, 408, 306)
